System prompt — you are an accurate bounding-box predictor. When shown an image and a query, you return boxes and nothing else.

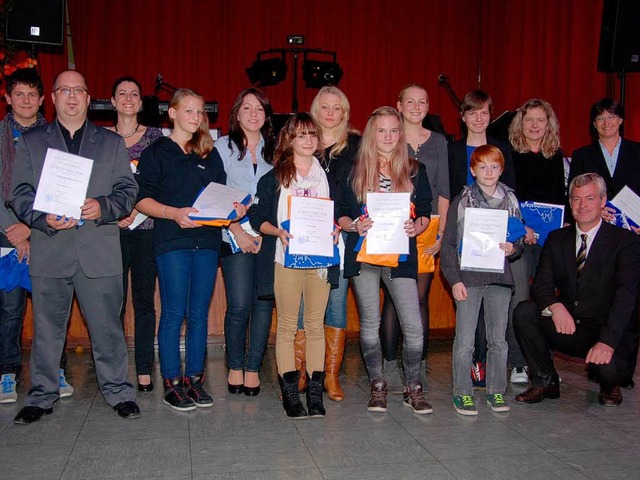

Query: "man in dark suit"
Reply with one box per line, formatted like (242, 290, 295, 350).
(10, 70, 141, 423)
(513, 173, 640, 406)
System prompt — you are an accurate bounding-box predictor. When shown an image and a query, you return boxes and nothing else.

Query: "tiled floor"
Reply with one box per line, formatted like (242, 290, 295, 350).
(1, 339, 639, 479)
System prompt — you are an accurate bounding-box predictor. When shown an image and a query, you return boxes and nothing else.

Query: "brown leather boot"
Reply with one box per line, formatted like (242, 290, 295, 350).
(294, 329, 308, 392)
(324, 326, 346, 401)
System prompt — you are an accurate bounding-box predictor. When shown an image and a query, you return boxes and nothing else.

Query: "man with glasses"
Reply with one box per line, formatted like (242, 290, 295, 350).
(513, 173, 640, 407)
(10, 70, 140, 423)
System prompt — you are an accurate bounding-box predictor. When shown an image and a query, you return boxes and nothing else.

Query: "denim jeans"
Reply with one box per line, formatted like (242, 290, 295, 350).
(222, 251, 274, 372)
(156, 248, 218, 379)
(352, 264, 423, 384)
(0, 286, 27, 375)
(297, 270, 349, 329)
(120, 228, 157, 375)
(453, 284, 511, 396)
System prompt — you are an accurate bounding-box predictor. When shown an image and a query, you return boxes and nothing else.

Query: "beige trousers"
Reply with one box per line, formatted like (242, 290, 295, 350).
(274, 264, 330, 375)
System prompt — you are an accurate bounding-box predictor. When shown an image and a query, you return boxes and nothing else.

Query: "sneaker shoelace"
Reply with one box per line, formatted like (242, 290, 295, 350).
(492, 393, 505, 404)
(371, 388, 387, 403)
(408, 390, 428, 407)
(2, 376, 16, 393)
(460, 395, 474, 407)
(189, 382, 210, 400)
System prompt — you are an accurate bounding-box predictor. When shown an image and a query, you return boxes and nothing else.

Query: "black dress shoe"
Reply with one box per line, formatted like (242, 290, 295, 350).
(14, 406, 53, 425)
(114, 401, 141, 419)
(244, 384, 260, 396)
(514, 384, 560, 404)
(228, 382, 244, 394)
(137, 380, 154, 392)
(599, 386, 623, 406)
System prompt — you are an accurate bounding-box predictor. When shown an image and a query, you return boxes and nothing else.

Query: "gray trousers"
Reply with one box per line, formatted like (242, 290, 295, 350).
(27, 270, 135, 408)
(352, 264, 423, 385)
(453, 284, 511, 396)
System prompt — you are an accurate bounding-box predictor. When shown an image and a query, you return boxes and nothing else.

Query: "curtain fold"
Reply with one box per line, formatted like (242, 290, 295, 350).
(33, 0, 638, 152)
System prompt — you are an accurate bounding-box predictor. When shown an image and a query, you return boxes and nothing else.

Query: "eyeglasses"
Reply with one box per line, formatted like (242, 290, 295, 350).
(54, 86, 88, 96)
(595, 115, 619, 123)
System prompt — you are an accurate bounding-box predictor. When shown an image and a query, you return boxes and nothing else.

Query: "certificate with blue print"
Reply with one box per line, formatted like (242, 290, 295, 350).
(288, 196, 334, 257)
(33, 148, 93, 219)
(609, 186, 640, 231)
(519, 201, 565, 246)
(460, 207, 507, 273)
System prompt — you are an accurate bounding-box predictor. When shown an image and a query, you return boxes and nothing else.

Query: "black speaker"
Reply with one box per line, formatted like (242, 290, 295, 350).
(598, 0, 640, 72)
(5, 0, 65, 46)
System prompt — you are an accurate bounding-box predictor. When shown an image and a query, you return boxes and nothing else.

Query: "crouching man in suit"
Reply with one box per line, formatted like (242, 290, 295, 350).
(10, 70, 140, 423)
(514, 172, 640, 406)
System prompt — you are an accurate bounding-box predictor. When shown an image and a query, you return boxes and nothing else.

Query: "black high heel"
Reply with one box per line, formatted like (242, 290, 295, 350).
(227, 382, 244, 394)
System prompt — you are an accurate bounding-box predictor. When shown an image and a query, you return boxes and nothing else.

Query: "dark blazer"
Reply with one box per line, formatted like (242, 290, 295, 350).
(568, 139, 640, 199)
(531, 221, 640, 350)
(10, 120, 138, 278)
(448, 136, 516, 199)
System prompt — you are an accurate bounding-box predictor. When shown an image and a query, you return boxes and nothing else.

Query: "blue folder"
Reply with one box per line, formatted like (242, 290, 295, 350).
(0, 250, 31, 292)
(606, 201, 640, 231)
(281, 220, 340, 269)
(519, 201, 565, 246)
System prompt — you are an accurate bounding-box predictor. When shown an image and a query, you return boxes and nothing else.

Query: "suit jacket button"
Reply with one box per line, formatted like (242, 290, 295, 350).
(574, 301, 578, 306)
(576, 319, 581, 325)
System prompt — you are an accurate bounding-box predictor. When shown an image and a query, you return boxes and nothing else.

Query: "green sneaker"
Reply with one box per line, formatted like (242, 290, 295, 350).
(453, 395, 478, 415)
(486, 393, 510, 412)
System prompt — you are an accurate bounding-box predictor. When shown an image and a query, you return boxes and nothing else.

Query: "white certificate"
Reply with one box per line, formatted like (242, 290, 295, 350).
(289, 196, 334, 257)
(460, 207, 508, 273)
(33, 148, 93, 219)
(189, 182, 250, 220)
(127, 212, 148, 230)
(611, 185, 640, 224)
(365, 192, 410, 254)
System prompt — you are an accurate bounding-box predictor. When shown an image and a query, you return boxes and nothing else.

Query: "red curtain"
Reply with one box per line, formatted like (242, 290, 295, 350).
(479, 0, 640, 153)
(33, 0, 639, 153)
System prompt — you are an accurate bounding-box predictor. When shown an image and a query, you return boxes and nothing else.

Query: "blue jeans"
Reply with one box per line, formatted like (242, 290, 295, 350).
(222, 251, 274, 372)
(156, 248, 218, 379)
(453, 284, 511, 396)
(352, 264, 424, 384)
(0, 286, 27, 375)
(297, 270, 349, 329)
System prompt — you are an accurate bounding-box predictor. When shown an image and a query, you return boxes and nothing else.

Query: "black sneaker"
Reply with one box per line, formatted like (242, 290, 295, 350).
(184, 374, 214, 408)
(163, 377, 196, 412)
(367, 379, 388, 412)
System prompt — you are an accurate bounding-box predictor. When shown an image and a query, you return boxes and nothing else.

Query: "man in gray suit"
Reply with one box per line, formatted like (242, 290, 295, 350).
(10, 70, 140, 423)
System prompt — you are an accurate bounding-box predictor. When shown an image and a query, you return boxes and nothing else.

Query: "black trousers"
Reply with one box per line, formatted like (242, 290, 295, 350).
(513, 300, 637, 389)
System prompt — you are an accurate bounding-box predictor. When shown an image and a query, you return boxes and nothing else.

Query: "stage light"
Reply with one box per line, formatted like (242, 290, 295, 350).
(303, 60, 343, 88)
(246, 57, 288, 87)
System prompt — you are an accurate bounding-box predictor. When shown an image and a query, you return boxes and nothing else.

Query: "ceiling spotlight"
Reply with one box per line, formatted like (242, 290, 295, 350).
(303, 60, 343, 88)
(246, 56, 288, 87)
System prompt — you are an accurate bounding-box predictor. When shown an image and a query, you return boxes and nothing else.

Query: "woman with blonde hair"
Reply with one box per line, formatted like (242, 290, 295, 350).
(289, 86, 360, 401)
(379, 84, 450, 390)
(505, 98, 565, 384)
(136, 88, 244, 411)
(338, 106, 433, 414)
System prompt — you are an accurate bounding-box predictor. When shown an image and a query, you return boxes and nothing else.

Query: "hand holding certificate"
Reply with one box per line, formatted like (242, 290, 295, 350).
(188, 182, 251, 226)
(365, 192, 411, 254)
(33, 148, 94, 219)
(288, 196, 335, 257)
(460, 208, 508, 273)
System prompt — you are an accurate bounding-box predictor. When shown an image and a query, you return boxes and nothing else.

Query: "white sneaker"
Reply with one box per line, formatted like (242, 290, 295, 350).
(59, 369, 74, 398)
(510, 366, 529, 384)
(0, 373, 18, 403)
